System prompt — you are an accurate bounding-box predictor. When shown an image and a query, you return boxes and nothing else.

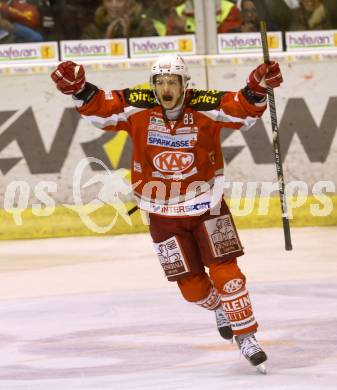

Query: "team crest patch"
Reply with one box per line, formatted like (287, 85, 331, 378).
(204, 215, 242, 257)
(154, 236, 190, 279)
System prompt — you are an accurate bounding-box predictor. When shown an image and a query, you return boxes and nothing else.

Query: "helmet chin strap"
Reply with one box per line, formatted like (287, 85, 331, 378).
(153, 82, 188, 121)
(165, 94, 185, 120)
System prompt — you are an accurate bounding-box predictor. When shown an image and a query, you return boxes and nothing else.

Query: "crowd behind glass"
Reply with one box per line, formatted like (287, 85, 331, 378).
(0, 0, 336, 44)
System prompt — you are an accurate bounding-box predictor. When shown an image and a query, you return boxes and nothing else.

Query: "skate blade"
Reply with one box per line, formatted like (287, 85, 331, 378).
(256, 363, 267, 375)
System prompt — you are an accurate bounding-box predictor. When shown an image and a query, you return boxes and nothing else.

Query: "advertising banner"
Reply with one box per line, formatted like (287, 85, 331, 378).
(286, 30, 337, 51)
(218, 32, 283, 54)
(129, 34, 196, 58)
(60, 39, 128, 61)
(0, 42, 58, 64)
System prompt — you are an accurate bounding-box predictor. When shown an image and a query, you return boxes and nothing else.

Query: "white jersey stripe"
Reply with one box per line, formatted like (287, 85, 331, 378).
(83, 113, 125, 129)
(76, 97, 146, 129)
(199, 109, 259, 130)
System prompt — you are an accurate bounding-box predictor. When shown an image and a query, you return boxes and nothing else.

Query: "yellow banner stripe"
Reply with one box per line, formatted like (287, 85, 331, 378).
(0, 196, 336, 240)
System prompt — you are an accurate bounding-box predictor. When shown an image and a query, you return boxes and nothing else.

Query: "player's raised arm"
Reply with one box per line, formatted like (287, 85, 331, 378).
(51, 61, 131, 132)
(216, 61, 283, 130)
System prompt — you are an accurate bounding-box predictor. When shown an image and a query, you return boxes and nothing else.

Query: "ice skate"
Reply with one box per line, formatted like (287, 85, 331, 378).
(214, 306, 233, 340)
(235, 333, 267, 374)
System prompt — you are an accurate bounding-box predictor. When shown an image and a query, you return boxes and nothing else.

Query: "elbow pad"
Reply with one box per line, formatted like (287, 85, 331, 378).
(241, 86, 267, 105)
(74, 82, 98, 103)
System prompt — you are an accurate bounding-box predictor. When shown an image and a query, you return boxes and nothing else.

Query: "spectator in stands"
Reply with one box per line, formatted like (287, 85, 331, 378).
(236, 0, 280, 32)
(57, 0, 101, 40)
(171, 0, 195, 35)
(216, 0, 243, 33)
(237, 0, 260, 31)
(263, 0, 292, 32)
(82, 0, 153, 39)
(325, 0, 337, 28)
(137, 0, 241, 36)
(137, 0, 153, 8)
(144, 0, 190, 36)
(289, 0, 333, 30)
(28, 0, 59, 41)
(283, 0, 299, 7)
(0, 14, 15, 42)
(0, 0, 43, 42)
(158, 0, 242, 35)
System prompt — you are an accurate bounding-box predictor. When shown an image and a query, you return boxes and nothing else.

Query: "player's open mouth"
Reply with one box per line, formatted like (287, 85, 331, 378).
(163, 95, 173, 102)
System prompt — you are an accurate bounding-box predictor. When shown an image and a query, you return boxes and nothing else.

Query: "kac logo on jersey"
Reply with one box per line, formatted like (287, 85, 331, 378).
(153, 151, 194, 173)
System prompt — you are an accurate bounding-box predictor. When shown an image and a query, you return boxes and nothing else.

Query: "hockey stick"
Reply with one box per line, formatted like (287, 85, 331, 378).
(127, 204, 138, 216)
(258, 21, 292, 250)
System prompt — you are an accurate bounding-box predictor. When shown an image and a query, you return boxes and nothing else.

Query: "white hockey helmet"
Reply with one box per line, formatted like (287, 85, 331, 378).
(150, 54, 191, 89)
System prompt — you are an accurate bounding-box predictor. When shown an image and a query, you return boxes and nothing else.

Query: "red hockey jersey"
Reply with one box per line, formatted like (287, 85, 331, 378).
(75, 87, 266, 217)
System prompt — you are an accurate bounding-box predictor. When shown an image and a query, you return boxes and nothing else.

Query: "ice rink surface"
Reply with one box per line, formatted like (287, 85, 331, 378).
(0, 227, 336, 390)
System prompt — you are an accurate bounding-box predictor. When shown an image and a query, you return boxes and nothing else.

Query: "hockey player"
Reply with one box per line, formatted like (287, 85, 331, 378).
(51, 54, 282, 373)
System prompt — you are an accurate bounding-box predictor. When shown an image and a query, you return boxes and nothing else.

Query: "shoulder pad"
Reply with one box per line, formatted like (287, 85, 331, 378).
(188, 89, 225, 111)
(124, 88, 157, 108)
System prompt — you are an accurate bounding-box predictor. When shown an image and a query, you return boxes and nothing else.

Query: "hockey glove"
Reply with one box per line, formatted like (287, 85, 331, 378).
(247, 61, 283, 97)
(51, 61, 86, 95)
